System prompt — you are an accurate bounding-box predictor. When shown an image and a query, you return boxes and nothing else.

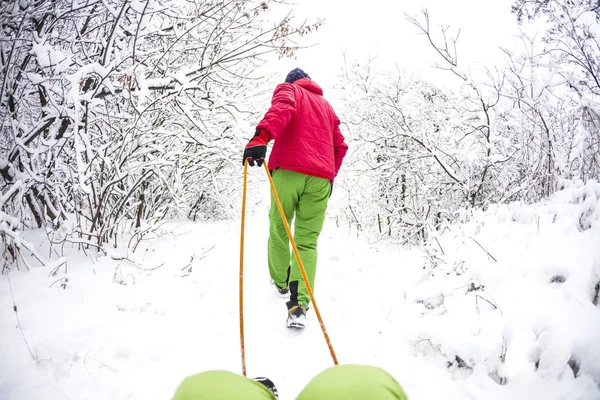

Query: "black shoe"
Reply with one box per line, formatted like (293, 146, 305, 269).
(273, 281, 289, 297)
(272, 265, 291, 298)
(253, 377, 279, 399)
(286, 305, 307, 329)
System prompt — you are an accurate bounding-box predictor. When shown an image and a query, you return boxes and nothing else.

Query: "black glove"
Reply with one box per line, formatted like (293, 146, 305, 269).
(242, 129, 269, 167)
(243, 145, 266, 167)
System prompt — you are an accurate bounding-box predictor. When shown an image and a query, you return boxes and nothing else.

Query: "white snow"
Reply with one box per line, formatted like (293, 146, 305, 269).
(129, 1, 147, 14)
(1, 182, 600, 400)
(31, 44, 72, 73)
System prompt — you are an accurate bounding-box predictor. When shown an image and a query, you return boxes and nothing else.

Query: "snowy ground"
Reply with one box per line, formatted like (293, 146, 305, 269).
(1, 180, 600, 400)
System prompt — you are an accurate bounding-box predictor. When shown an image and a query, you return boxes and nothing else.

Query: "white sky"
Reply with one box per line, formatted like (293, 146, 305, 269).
(265, 0, 524, 104)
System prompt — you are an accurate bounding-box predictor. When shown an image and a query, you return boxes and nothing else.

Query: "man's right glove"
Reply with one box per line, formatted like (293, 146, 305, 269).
(243, 129, 271, 167)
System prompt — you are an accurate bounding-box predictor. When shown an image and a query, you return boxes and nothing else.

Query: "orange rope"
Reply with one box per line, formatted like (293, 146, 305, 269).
(263, 161, 339, 366)
(239, 160, 248, 376)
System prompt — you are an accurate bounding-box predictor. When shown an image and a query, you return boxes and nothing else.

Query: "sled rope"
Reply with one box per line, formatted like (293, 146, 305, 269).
(263, 161, 339, 366)
(239, 160, 338, 377)
(239, 160, 248, 376)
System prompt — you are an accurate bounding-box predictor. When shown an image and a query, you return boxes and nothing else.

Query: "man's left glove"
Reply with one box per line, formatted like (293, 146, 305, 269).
(243, 129, 271, 167)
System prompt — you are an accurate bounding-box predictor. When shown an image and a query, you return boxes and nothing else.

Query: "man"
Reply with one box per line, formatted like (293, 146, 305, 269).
(243, 68, 348, 329)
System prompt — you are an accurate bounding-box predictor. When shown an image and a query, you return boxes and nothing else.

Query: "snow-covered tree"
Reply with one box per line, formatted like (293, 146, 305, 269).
(337, 61, 472, 243)
(512, 0, 600, 182)
(336, 5, 599, 245)
(0, 0, 319, 266)
(336, 12, 512, 243)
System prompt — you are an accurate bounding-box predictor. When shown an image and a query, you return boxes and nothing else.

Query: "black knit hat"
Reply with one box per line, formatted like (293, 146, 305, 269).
(285, 68, 310, 83)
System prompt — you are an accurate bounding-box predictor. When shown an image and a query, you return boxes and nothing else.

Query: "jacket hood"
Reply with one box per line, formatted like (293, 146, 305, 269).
(294, 78, 323, 95)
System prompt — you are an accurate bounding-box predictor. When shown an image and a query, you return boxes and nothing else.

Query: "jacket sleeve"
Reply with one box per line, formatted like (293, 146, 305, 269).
(256, 83, 297, 140)
(332, 115, 348, 177)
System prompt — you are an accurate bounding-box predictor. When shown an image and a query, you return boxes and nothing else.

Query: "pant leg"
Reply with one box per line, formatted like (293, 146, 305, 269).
(295, 365, 408, 400)
(268, 169, 304, 287)
(287, 174, 330, 308)
(172, 370, 276, 400)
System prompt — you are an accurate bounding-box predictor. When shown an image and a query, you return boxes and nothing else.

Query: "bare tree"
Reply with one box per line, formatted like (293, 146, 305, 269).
(406, 9, 507, 208)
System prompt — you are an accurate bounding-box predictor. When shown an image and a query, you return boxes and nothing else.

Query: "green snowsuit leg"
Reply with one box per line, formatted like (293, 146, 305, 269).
(268, 169, 330, 308)
(296, 365, 408, 400)
(172, 370, 276, 400)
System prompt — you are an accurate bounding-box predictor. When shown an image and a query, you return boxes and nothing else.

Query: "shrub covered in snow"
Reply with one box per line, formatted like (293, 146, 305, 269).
(403, 180, 600, 398)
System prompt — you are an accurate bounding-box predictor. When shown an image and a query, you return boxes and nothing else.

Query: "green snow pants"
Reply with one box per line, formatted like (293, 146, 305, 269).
(268, 169, 330, 308)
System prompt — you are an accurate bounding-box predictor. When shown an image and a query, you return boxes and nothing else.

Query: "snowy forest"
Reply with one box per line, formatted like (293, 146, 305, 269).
(1, 0, 599, 399)
(1, 0, 598, 262)
(0, 0, 323, 263)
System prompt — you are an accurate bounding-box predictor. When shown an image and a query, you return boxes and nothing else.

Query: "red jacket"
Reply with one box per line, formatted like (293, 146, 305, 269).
(256, 78, 348, 181)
